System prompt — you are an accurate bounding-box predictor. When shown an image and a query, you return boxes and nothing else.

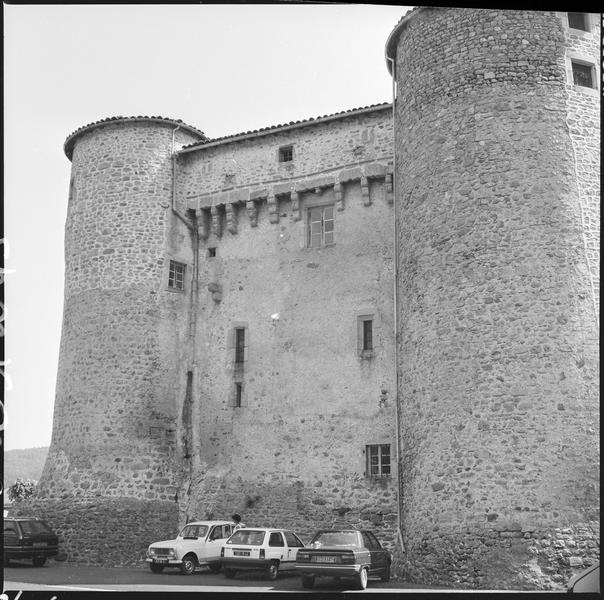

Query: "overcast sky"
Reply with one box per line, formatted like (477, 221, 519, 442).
(3, 3, 410, 451)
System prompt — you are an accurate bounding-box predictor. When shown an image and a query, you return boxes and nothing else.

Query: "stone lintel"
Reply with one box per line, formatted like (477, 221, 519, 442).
(274, 182, 294, 196)
(339, 166, 363, 183)
(294, 175, 335, 193)
(250, 188, 269, 201)
(363, 162, 387, 179)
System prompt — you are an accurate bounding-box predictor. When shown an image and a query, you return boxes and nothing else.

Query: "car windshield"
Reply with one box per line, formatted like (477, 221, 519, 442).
(309, 531, 360, 548)
(18, 520, 54, 535)
(226, 530, 266, 546)
(179, 525, 208, 538)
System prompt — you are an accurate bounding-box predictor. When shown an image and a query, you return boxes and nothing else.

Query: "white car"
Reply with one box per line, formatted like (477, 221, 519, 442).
(146, 520, 236, 575)
(221, 527, 305, 580)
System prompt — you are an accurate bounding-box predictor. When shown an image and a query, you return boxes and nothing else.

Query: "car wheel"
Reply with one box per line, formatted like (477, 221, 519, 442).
(180, 554, 197, 575)
(32, 556, 47, 567)
(224, 568, 237, 578)
(301, 574, 315, 589)
(355, 567, 368, 590)
(381, 562, 391, 582)
(149, 563, 165, 574)
(265, 561, 279, 581)
(208, 562, 221, 573)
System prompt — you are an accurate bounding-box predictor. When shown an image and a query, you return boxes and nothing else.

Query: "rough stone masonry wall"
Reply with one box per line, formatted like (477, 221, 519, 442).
(561, 11, 600, 318)
(11, 497, 178, 567)
(392, 8, 599, 590)
(37, 121, 202, 564)
(172, 110, 400, 556)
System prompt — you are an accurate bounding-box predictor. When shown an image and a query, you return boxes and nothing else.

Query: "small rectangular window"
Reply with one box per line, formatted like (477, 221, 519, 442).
(279, 145, 294, 163)
(307, 205, 334, 248)
(168, 260, 186, 290)
(235, 328, 245, 364)
(363, 320, 373, 351)
(366, 444, 391, 477)
(208, 247, 216, 258)
(235, 383, 242, 408)
(568, 12, 589, 31)
(571, 61, 595, 88)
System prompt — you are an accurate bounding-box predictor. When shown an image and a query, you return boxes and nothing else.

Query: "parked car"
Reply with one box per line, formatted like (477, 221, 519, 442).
(567, 561, 600, 593)
(3, 517, 60, 567)
(295, 529, 391, 590)
(220, 527, 305, 580)
(146, 520, 235, 574)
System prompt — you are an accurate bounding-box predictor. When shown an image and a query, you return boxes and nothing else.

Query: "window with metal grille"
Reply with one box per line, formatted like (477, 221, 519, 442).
(208, 247, 216, 258)
(235, 328, 245, 364)
(168, 260, 186, 290)
(307, 205, 334, 248)
(366, 444, 391, 477)
(572, 61, 595, 88)
(568, 12, 589, 31)
(279, 145, 294, 163)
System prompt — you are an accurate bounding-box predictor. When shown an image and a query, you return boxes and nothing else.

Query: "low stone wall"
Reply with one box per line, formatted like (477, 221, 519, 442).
(10, 496, 178, 567)
(399, 521, 600, 590)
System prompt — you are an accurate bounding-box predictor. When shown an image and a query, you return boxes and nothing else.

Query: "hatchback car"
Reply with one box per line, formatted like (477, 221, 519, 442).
(146, 520, 236, 574)
(4, 517, 60, 567)
(295, 529, 391, 589)
(221, 527, 305, 580)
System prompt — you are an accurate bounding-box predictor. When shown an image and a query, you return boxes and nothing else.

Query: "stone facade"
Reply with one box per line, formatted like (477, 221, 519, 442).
(388, 8, 599, 589)
(34, 8, 599, 589)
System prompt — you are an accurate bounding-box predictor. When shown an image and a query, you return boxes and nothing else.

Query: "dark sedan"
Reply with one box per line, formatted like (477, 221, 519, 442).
(295, 529, 391, 590)
(4, 517, 60, 567)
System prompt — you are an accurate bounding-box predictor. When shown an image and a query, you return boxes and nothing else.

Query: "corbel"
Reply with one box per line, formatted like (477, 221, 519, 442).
(291, 191, 301, 221)
(334, 182, 344, 212)
(195, 208, 208, 239)
(211, 205, 222, 237)
(268, 193, 279, 224)
(226, 203, 237, 234)
(246, 200, 258, 227)
(361, 176, 371, 206)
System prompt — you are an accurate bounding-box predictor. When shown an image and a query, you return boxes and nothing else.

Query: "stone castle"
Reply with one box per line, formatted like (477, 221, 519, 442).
(26, 8, 599, 589)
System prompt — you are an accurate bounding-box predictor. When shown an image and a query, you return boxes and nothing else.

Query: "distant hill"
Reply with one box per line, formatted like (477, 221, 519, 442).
(3, 446, 49, 488)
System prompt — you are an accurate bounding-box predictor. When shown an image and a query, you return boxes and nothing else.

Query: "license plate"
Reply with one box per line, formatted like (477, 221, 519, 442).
(314, 555, 336, 563)
(234, 551, 250, 556)
(33, 542, 47, 548)
(154, 558, 168, 563)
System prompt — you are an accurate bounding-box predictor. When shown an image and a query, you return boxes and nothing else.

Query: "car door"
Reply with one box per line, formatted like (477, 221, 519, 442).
(268, 531, 286, 562)
(361, 531, 385, 575)
(204, 525, 229, 562)
(4, 521, 19, 556)
(283, 532, 304, 568)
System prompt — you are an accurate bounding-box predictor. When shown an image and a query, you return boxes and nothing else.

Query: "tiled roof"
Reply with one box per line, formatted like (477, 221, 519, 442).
(63, 116, 207, 159)
(178, 102, 392, 154)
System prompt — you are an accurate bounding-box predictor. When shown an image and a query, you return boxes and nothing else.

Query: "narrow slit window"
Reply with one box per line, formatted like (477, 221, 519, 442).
(363, 320, 373, 351)
(235, 328, 245, 364)
(366, 444, 391, 477)
(208, 247, 216, 258)
(235, 383, 242, 408)
(168, 260, 186, 290)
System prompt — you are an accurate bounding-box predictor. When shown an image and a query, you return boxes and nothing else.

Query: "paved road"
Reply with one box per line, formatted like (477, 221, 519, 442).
(4, 561, 435, 594)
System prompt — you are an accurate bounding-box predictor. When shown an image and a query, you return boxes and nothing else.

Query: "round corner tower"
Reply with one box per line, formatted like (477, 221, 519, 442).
(39, 117, 205, 509)
(387, 8, 599, 590)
